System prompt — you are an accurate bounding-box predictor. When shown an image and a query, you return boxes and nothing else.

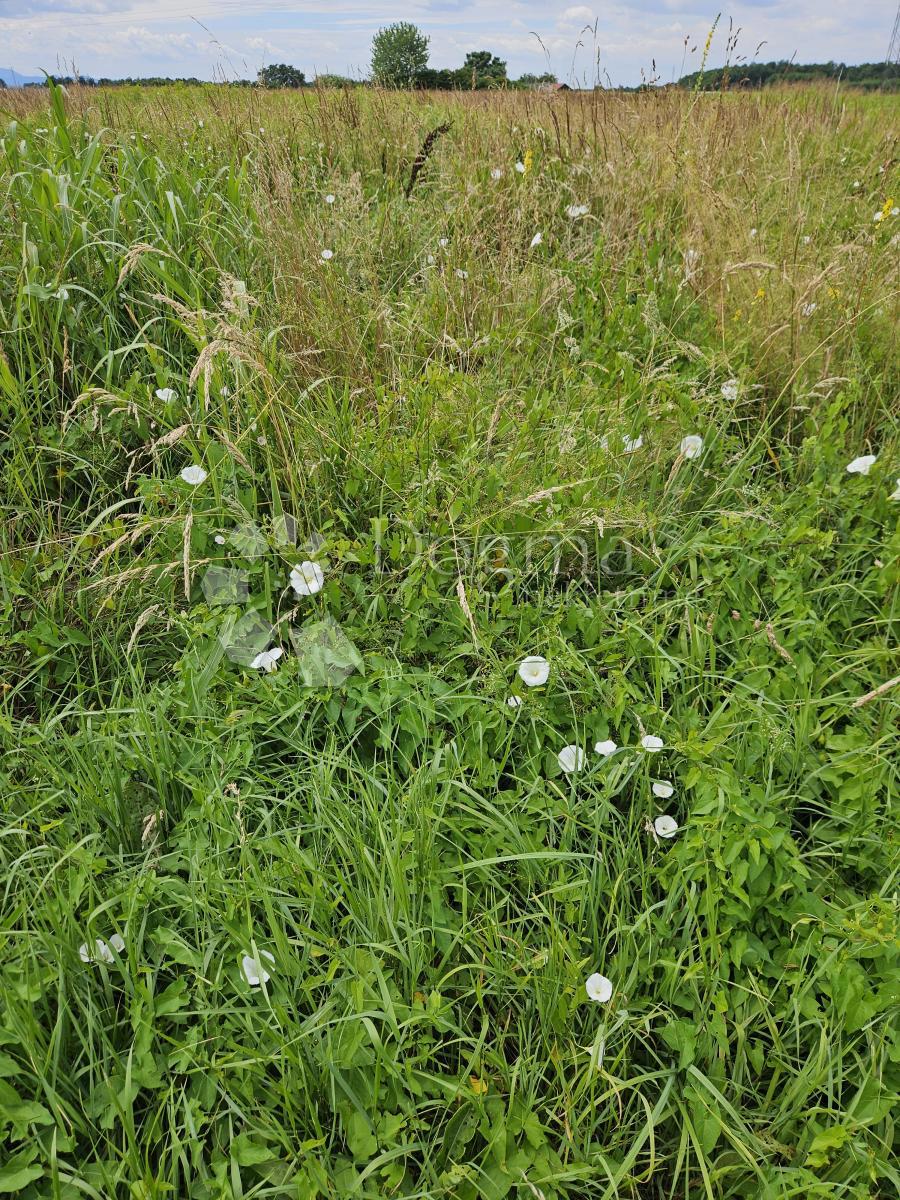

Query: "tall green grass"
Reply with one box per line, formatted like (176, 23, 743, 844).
(0, 81, 897, 1198)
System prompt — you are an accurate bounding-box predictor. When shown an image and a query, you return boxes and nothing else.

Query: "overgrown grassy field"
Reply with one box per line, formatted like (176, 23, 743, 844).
(0, 80, 898, 1198)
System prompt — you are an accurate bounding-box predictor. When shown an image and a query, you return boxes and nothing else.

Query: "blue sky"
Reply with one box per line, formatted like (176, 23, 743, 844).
(0, 1, 895, 85)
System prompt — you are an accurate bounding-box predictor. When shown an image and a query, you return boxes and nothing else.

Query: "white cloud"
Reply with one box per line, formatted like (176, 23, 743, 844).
(561, 6, 596, 23)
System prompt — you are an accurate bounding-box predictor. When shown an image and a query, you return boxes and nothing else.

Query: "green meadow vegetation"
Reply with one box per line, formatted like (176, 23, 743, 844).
(0, 79, 898, 1198)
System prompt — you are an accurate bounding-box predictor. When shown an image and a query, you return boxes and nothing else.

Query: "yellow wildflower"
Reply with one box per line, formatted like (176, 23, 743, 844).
(523, 148, 533, 174)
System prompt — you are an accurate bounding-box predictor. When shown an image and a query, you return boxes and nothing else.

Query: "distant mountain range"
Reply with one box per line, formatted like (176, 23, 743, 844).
(1, 68, 44, 87)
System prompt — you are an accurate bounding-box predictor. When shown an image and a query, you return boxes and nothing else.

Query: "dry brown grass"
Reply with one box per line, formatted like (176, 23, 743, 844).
(5, 81, 897, 417)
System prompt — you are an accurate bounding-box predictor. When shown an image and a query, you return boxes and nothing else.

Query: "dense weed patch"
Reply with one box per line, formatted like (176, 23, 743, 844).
(0, 82, 897, 1198)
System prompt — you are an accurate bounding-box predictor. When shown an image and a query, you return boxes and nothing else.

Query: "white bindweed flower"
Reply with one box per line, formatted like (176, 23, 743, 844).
(250, 646, 284, 673)
(507, 695, 523, 708)
(455, 268, 469, 279)
(888, 478, 900, 501)
(680, 434, 703, 459)
(320, 248, 334, 260)
(594, 739, 617, 757)
(585, 972, 613, 1003)
(214, 534, 226, 545)
(439, 237, 449, 248)
(641, 734, 664, 752)
(324, 193, 335, 204)
(490, 167, 502, 179)
(802, 235, 811, 244)
(180, 465, 207, 486)
(601, 432, 643, 454)
(530, 232, 543, 248)
(846, 454, 876, 476)
(79, 933, 125, 964)
(749, 227, 758, 238)
(155, 387, 177, 403)
(290, 560, 325, 596)
(652, 780, 674, 799)
(721, 379, 739, 401)
(241, 949, 275, 987)
(558, 745, 586, 774)
(653, 814, 679, 839)
(518, 655, 549, 687)
(566, 203, 589, 218)
(852, 180, 861, 189)
(873, 211, 884, 223)
(515, 160, 526, 173)
(54, 286, 69, 301)
(800, 302, 817, 318)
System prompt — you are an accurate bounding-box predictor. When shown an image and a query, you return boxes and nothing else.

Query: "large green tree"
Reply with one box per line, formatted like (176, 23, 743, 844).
(371, 22, 429, 88)
(257, 64, 306, 88)
(460, 50, 507, 88)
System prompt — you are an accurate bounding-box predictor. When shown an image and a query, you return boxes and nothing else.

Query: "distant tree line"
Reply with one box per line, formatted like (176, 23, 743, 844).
(26, 31, 557, 92)
(19, 55, 896, 93)
(255, 66, 361, 88)
(368, 23, 556, 89)
(25, 73, 349, 89)
(678, 60, 899, 92)
(25, 75, 248, 88)
(416, 57, 555, 90)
